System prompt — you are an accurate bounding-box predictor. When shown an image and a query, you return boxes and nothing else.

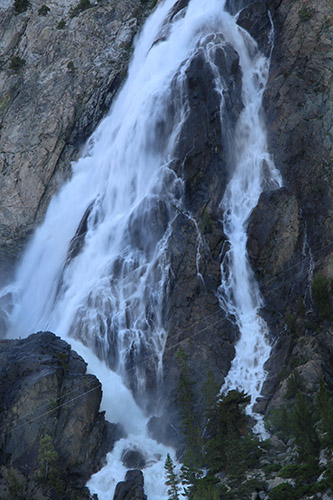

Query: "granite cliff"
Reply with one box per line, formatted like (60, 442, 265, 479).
(0, 0, 332, 498)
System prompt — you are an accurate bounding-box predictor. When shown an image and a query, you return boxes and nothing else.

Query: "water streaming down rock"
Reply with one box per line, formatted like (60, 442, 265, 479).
(1, 0, 283, 496)
(217, 7, 282, 421)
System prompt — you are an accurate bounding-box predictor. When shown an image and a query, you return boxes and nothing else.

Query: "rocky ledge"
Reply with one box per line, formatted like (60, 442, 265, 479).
(0, 331, 123, 499)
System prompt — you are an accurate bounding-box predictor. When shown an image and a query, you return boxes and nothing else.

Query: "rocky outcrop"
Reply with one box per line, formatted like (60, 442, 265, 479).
(162, 31, 244, 417)
(236, 0, 273, 56)
(0, 331, 122, 499)
(113, 469, 147, 500)
(0, 0, 152, 283)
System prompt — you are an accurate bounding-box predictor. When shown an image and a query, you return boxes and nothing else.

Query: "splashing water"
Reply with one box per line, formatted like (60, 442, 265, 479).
(0, 0, 283, 495)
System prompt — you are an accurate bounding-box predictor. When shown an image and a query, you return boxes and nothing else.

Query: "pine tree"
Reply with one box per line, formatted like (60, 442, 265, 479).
(291, 391, 320, 460)
(176, 347, 203, 467)
(164, 453, 180, 500)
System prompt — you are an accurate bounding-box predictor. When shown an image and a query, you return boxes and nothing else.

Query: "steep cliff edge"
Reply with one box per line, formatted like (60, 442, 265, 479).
(0, 0, 152, 282)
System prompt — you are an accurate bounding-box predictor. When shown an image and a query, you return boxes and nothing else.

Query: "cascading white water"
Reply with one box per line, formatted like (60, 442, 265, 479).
(0, 0, 283, 496)
(217, 13, 282, 423)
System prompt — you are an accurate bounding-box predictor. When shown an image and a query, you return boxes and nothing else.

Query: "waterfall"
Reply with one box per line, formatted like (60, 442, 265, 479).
(1, 0, 283, 496)
(217, 9, 282, 427)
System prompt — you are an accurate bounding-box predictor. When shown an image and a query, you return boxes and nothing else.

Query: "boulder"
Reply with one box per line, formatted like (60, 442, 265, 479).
(122, 449, 146, 469)
(113, 469, 147, 500)
(0, 331, 122, 498)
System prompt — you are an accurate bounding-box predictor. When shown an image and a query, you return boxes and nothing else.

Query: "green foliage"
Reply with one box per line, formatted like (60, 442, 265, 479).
(268, 483, 295, 500)
(13, 0, 30, 13)
(275, 458, 322, 498)
(311, 272, 332, 321)
(285, 314, 297, 334)
(176, 347, 203, 468)
(37, 435, 64, 498)
(38, 435, 59, 481)
(164, 454, 180, 500)
(204, 390, 262, 480)
(69, 0, 92, 17)
(323, 15, 331, 28)
(262, 463, 281, 475)
(38, 4, 50, 15)
(289, 354, 308, 370)
(266, 405, 290, 442)
(56, 351, 70, 371)
(191, 475, 223, 500)
(298, 6, 313, 21)
(297, 296, 306, 315)
(203, 369, 220, 410)
(9, 55, 25, 71)
(291, 392, 320, 460)
(317, 379, 333, 446)
(6, 467, 25, 499)
(285, 370, 304, 399)
(203, 208, 213, 233)
(56, 19, 66, 29)
(180, 463, 204, 499)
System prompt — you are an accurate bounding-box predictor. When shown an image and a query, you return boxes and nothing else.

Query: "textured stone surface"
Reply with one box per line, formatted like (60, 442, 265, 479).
(0, 0, 150, 282)
(246, 0, 333, 408)
(0, 331, 120, 498)
(162, 34, 243, 418)
(113, 469, 147, 500)
(264, 0, 333, 277)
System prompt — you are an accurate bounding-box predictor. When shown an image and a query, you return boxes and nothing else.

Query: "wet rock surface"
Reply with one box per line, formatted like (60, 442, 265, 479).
(236, 0, 273, 56)
(263, 0, 333, 282)
(0, 331, 119, 499)
(162, 30, 243, 418)
(113, 469, 147, 500)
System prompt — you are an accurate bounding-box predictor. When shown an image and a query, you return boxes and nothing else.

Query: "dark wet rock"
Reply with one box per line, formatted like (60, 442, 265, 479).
(264, 0, 333, 280)
(247, 187, 299, 284)
(147, 414, 181, 449)
(122, 449, 146, 469)
(66, 200, 95, 263)
(225, 0, 252, 16)
(236, 1, 273, 56)
(0, 331, 121, 499)
(113, 469, 147, 500)
(156, 29, 243, 421)
(173, 37, 242, 214)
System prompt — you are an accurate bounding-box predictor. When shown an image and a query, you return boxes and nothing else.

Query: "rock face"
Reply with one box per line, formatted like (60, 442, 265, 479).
(248, 0, 333, 407)
(0, 0, 150, 282)
(162, 30, 244, 414)
(0, 331, 121, 499)
(113, 469, 147, 500)
(0, 0, 332, 473)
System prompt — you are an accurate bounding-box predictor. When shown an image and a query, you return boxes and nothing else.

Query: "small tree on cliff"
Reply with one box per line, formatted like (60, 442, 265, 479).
(164, 453, 180, 500)
(176, 347, 203, 468)
(38, 435, 59, 481)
